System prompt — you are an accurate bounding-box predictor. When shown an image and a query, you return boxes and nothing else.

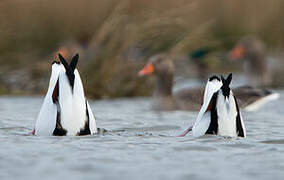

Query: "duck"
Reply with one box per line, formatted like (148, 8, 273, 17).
(139, 54, 278, 111)
(180, 74, 246, 138)
(229, 36, 284, 87)
(33, 53, 97, 136)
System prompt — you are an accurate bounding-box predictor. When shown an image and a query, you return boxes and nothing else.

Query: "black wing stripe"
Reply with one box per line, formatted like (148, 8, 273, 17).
(52, 93, 67, 136)
(58, 53, 75, 89)
(206, 92, 218, 135)
(77, 100, 91, 136)
(70, 54, 79, 71)
(234, 96, 245, 137)
(52, 80, 59, 103)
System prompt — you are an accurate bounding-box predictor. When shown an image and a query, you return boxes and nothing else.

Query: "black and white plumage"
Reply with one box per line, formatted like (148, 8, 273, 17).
(34, 54, 97, 136)
(180, 74, 246, 138)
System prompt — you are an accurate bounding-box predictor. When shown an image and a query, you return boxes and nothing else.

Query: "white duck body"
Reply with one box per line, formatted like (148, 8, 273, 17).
(192, 74, 246, 138)
(34, 54, 97, 136)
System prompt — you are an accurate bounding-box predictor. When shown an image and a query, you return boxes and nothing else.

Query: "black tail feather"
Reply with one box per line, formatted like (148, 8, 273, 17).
(70, 54, 79, 72)
(221, 73, 233, 98)
(58, 53, 78, 89)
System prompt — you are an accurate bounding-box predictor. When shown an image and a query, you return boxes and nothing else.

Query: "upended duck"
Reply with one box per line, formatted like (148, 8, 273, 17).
(139, 54, 278, 111)
(180, 74, 246, 138)
(33, 53, 97, 136)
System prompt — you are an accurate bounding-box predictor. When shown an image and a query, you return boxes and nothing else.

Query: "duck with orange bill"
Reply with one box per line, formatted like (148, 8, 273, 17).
(229, 36, 284, 87)
(139, 54, 204, 111)
(33, 53, 97, 136)
(139, 54, 278, 112)
(180, 74, 246, 138)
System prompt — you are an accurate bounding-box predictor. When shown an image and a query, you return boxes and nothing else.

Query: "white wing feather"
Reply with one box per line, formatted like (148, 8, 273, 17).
(87, 100, 97, 134)
(192, 78, 222, 137)
(192, 111, 211, 137)
(35, 63, 63, 136)
(203, 79, 222, 105)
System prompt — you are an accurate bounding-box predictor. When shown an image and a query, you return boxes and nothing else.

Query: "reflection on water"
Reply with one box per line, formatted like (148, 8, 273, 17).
(261, 140, 284, 144)
(0, 92, 284, 180)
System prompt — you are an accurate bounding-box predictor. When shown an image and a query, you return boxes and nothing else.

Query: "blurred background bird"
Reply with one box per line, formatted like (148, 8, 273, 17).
(229, 36, 284, 87)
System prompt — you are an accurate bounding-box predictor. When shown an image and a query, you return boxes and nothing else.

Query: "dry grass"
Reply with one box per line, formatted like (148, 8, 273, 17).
(0, 0, 283, 97)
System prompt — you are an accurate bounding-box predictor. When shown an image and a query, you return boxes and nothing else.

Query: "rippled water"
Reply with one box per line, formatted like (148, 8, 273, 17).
(1, 92, 284, 180)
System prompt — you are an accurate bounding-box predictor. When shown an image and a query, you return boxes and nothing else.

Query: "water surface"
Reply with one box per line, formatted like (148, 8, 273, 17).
(1, 92, 284, 180)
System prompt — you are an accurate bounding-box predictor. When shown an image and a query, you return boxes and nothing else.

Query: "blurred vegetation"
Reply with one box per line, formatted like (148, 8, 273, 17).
(0, 0, 283, 98)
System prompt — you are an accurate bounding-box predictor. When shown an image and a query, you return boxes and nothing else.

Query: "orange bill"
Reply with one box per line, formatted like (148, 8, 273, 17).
(229, 45, 245, 60)
(56, 47, 69, 60)
(138, 63, 154, 76)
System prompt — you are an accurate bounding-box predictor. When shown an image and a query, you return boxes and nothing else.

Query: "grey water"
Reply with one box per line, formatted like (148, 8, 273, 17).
(1, 92, 284, 180)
